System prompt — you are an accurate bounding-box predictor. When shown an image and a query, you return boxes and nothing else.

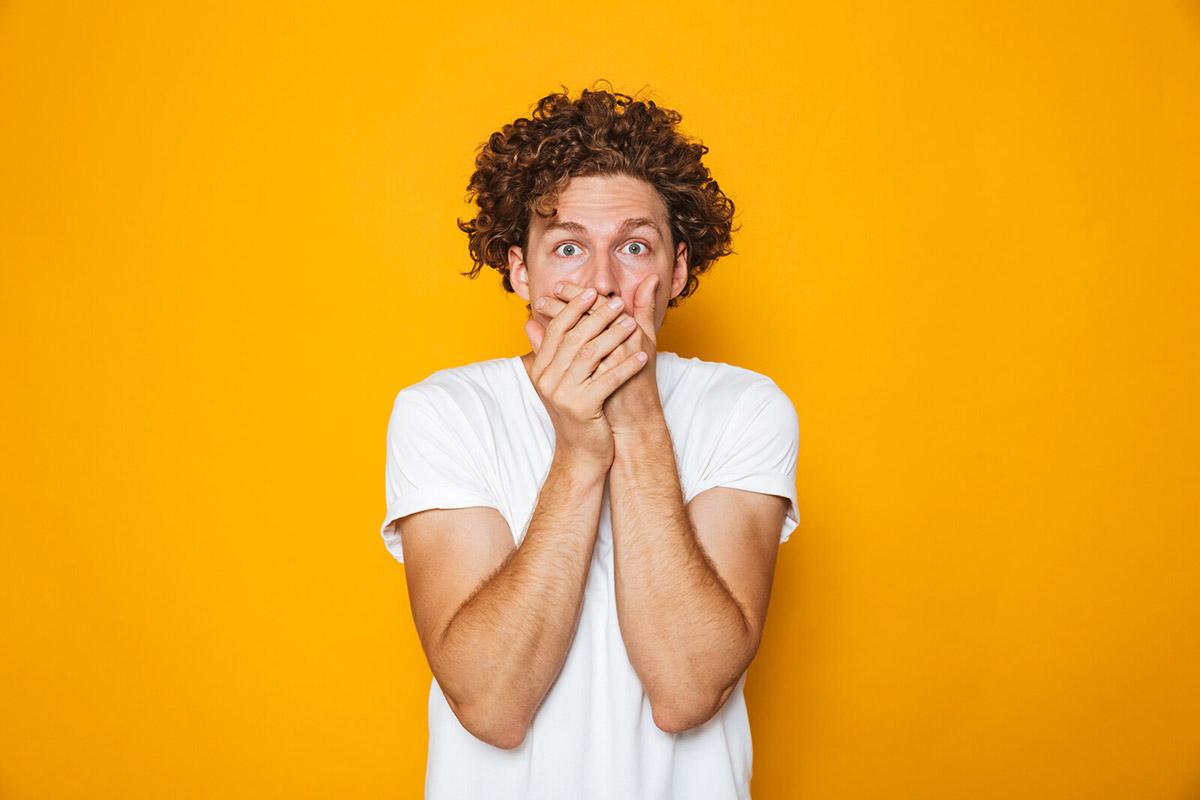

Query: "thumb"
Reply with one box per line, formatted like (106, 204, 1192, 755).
(524, 319, 545, 354)
(634, 275, 659, 330)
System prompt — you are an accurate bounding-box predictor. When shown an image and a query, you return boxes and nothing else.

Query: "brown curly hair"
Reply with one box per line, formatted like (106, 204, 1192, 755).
(457, 83, 738, 308)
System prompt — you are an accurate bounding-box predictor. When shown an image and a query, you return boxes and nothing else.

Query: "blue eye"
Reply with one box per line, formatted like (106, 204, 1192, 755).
(555, 243, 583, 257)
(621, 241, 649, 256)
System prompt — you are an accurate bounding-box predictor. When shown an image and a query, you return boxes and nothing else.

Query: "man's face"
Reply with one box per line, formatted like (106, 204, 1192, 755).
(508, 173, 689, 335)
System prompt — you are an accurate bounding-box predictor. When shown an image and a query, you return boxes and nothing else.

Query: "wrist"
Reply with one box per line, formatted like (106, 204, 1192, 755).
(550, 447, 612, 486)
(611, 411, 669, 447)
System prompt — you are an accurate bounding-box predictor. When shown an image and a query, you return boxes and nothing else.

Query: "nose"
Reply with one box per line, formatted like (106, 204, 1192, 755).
(590, 250, 620, 300)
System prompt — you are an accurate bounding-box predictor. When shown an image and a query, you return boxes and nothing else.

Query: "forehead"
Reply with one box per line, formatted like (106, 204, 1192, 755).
(529, 174, 669, 237)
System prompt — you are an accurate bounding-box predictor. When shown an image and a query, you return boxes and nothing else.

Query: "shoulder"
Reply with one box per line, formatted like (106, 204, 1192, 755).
(384, 358, 529, 457)
(390, 357, 520, 416)
(659, 351, 792, 412)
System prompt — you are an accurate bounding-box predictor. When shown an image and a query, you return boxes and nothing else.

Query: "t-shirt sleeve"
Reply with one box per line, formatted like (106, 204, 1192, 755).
(692, 378, 802, 544)
(379, 386, 502, 564)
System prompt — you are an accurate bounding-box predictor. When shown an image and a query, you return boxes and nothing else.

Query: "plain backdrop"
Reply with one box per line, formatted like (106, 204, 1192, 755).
(2, 1, 1199, 798)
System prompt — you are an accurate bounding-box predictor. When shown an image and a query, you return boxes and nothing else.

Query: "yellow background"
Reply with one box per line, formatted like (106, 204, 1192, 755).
(3, 0, 1199, 797)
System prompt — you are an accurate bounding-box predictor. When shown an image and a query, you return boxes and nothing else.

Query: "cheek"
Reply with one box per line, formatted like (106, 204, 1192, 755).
(529, 273, 563, 303)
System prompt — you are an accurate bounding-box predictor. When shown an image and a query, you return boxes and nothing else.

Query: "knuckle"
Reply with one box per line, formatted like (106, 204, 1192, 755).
(578, 344, 594, 360)
(597, 325, 620, 344)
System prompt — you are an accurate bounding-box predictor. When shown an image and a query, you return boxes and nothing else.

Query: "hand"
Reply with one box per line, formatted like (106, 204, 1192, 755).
(523, 283, 649, 469)
(535, 276, 664, 436)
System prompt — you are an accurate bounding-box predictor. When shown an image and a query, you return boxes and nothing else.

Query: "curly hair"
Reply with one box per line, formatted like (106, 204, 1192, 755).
(456, 83, 738, 308)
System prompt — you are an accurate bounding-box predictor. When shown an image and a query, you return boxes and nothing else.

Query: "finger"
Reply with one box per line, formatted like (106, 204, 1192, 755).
(560, 312, 638, 385)
(632, 274, 659, 337)
(540, 284, 596, 349)
(547, 283, 608, 318)
(553, 281, 588, 302)
(523, 319, 545, 355)
(583, 350, 649, 404)
(543, 294, 629, 389)
(531, 285, 599, 384)
(535, 283, 607, 326)
(538, 295, 608, 318)
(591, 332, 639, 383)
(534, 295, 569, 319)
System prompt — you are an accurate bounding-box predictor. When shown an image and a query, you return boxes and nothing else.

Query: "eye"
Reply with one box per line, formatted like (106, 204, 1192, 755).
(554, 243, 584, 257)
(620, 241, 650, 256)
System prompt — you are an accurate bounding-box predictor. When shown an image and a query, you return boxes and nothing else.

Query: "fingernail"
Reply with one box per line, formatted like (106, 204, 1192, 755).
(554, 283, 564, 293)
(608, 296, 624, 309)
(535, 298, 546, 311)
(582, 288, 596, 299)
(621, 317, 635, 328)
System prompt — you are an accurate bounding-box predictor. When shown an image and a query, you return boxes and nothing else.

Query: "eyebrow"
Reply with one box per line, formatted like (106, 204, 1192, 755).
(541, 217, 663, 238)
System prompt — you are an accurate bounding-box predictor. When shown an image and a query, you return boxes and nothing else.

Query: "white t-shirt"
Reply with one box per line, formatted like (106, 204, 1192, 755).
(379, 351, 801, 800)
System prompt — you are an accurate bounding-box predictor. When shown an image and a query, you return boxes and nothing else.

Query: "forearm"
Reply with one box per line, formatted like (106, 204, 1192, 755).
(609, 417, 756, 732)
(434, 451, 606, 748)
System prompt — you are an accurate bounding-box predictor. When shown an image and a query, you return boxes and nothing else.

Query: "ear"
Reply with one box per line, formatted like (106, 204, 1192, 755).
(669, 240, 689, 300)
(508, 244, 530, 302)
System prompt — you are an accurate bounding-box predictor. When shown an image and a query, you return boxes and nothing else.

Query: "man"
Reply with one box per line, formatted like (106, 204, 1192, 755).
(379, 86, 800, 799)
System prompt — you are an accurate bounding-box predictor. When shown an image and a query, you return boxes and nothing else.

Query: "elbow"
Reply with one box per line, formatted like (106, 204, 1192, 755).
(650, 698, 719, 735)
(444, 693, 530, 750)
(646, 648, 755, 735)
(469, 720, 528, 751)
(648, 686, 730, 735)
